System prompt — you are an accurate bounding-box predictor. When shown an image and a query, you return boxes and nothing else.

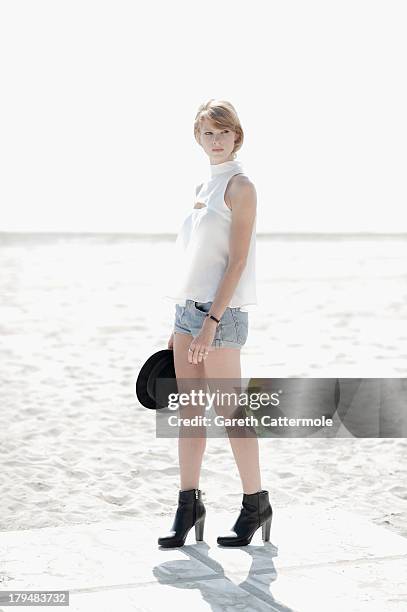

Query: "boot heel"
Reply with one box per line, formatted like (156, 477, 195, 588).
(262, 517, 272, 542)
(195, 516, 205, 541)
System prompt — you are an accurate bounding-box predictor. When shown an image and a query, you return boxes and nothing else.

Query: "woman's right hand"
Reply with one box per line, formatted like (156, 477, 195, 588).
(168, 332, 174, 350)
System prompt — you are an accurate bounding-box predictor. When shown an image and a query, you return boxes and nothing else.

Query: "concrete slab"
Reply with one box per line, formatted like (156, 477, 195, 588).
(1, 503, 406, 612)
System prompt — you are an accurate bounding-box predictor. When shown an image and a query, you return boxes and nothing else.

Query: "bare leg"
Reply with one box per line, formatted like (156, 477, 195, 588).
(173, 332, 207, 490)
(204, 348, 262, 494)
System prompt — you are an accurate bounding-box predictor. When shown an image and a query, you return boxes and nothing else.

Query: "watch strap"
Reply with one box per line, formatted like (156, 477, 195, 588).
(206, 313, 220, 324)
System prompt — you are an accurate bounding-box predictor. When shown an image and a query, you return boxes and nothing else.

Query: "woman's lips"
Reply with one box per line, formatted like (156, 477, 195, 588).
(212, 148, 224, 151)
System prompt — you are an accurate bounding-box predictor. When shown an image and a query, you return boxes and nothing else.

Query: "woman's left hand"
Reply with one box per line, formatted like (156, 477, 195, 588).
(188, 318, 217, 365)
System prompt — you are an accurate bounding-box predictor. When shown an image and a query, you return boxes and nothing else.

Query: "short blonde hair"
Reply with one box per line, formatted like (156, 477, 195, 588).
(194, 99, 244, 159)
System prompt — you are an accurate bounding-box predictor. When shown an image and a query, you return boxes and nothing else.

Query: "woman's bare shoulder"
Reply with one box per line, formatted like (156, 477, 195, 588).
(225, 174, 256, 210)
(231, 173, 255, 188)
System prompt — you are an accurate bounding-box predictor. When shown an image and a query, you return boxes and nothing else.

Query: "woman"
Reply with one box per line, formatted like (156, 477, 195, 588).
(160, 99, 272, 548)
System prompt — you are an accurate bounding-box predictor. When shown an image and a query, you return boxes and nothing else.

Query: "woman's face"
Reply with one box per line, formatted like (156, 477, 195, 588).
(199, 118, 237, 164)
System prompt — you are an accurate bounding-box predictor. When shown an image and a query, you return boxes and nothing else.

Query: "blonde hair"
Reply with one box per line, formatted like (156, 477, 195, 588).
(194, 99, 244, 160)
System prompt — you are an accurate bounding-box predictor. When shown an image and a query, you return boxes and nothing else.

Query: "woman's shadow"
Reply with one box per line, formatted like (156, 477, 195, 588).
(153, 539, 294, 612)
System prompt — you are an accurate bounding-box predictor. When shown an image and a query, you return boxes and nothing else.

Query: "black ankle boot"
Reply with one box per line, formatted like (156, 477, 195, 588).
(217, 490, 273, 547)
(158, 488, 206, 548)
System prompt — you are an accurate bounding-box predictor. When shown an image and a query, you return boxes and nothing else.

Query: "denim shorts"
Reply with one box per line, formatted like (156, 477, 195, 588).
(173, 299, 249, 349)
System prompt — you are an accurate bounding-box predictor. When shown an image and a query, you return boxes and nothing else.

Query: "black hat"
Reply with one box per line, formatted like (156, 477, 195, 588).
(136, 349, 178, 409)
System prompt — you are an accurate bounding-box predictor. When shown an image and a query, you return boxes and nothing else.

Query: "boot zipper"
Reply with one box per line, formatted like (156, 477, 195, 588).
(258, 494, 260, 527)
(193, 489, 198, 524)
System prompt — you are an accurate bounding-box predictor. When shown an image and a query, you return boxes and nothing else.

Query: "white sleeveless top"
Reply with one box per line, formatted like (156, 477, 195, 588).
(163, 159, 257, 312)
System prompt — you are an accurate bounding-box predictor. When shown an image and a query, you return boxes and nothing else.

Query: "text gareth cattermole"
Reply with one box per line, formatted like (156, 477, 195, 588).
(167, 390, 281, 411)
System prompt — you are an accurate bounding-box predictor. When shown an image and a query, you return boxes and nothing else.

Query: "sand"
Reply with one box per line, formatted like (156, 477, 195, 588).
(0, 233, 406, 539)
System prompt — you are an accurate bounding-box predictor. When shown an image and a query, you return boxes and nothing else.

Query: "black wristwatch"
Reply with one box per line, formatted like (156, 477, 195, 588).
(206, 313, 220, 324)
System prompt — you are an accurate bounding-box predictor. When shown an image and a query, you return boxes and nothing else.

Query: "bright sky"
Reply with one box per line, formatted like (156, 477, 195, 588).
(1, 1, 406, 234)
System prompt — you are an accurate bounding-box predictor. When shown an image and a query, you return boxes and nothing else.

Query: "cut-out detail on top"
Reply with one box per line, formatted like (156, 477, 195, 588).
(193, 202, 207, 210)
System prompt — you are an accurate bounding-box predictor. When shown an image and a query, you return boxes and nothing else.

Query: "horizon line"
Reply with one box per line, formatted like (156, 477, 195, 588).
(1, 231, 407, 240)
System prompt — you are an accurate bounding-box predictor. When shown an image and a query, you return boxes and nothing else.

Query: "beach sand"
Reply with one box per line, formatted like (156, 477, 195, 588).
(1, 233, 406, 538)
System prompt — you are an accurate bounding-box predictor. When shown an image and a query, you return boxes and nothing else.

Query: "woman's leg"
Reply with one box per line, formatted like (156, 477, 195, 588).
(204, 348, 262, 494)
(173, 331, 207, 490)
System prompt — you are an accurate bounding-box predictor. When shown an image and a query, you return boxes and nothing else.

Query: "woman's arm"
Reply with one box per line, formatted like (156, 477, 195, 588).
(206, 175, 257, 323)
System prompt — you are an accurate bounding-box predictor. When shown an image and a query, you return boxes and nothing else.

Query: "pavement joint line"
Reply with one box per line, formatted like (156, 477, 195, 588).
(248, 552, 407, 574)
(236, 581, 293, 612)
(3, 552, 407, 595)
(45, 573, 292, 612)
(55, 551, 407, 596)
(182, 547, 407, 574)
(4, 550, 407, 604)
(62, 573, 227, 594)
